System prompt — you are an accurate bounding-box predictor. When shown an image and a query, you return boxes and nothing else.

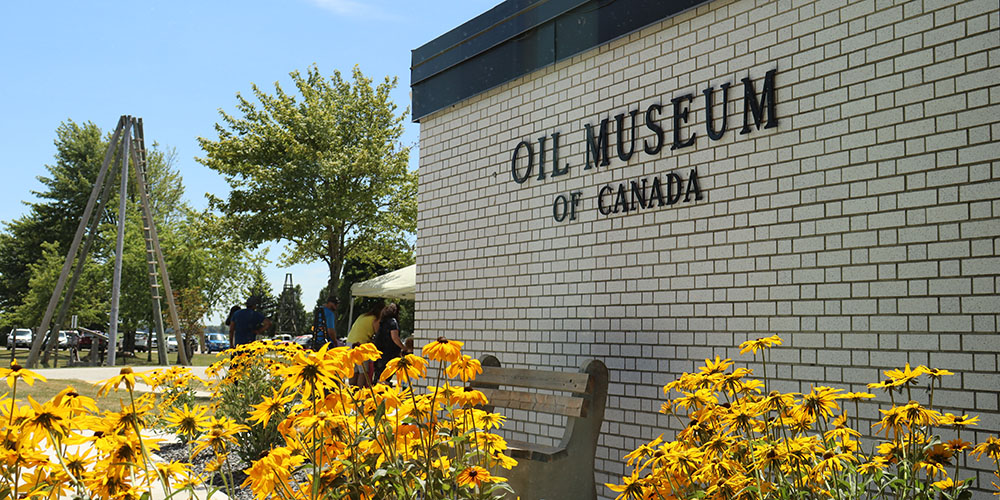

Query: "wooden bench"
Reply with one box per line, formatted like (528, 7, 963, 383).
(471, 355, 609, 500)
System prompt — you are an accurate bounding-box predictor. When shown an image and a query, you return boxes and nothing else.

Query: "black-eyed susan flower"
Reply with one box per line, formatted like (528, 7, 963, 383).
(884, 363, 926, 386)
(1, 359, 46, 387)
(457, 465, 504, 488)
(380, 354, 427, 384)
(738, 334, 783, 355)
(445, 354, 483, 382)
(52, 386, 99, 415)
(795, 386, 841, 420)
(164, 404, 210, 438)
(422, 337, 464, 363)
(96, 366, 153, 396)
(248, 388, 293, 427)
(971, 435, 1000, 462)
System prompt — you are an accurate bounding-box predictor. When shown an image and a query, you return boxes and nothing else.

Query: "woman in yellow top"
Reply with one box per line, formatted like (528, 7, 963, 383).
(347, 301, 383, 345)
(348, 301, 383, 386)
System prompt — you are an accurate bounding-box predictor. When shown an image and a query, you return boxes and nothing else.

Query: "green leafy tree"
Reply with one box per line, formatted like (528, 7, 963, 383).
(245, 267, 277, 337)
(0, 120, 260, 367)
(197, 65, 416, 296)
(0, 121, 107, 313)
(3, 241, 108, 330)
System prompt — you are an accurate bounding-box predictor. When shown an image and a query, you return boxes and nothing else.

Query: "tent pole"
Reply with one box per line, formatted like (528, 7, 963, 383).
(348, 297, 355, 336)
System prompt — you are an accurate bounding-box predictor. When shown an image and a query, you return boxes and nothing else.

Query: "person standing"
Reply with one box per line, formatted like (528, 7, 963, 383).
(229, 296, 271, 348)
(314, 295, 340, 348)
(348, 300, 383, 385)
(372, 303, 404, 382)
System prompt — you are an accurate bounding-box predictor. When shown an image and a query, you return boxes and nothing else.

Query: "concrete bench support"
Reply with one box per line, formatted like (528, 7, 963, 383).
(472, 355, 609, 500)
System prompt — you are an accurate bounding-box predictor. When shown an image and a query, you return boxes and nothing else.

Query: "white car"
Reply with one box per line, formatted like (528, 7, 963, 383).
(8, 328, 32, 348)
(273, 334, 293, 343)
(166, 335, 178, 352)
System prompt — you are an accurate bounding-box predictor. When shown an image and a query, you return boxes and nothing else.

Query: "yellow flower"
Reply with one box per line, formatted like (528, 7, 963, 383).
(946, 438, 973, 453)
(924, 367, 954, 381)
(347, 342, 381, 366)
(699, 356, 734, 375)
(23, 396, 71, 445)
(738, 334, 783, 355)
(840, 391, 875, 401)
(932, 477, 956, 489)
(884, 363, 926, 386)
(380, 354, 428, 383)
(0, 359, 46, 387)
(96, 366, 153, 396)
(422, 337, 464, 363)
(52, 386, 99, 415)
(898, 400, 940, 427)
(449, 388, 488, 407)
(164, 404, 210, 438)
(606, 471, 645, 500)
(476, 411, 506, 431)
(938, 413, 979, 428)
(489, 449, 518, 470)
(674, 388, 717, 411)
(445, 355, 482, 382)
(456, 465, 504, 487)
(248, 388, 293, 428)
(796, 386, 841, 420)
(242, 447, 305, 499)
(857, 456, 889, 474)
(191, 416, 246, 456)
(971, 436, 1000, 462)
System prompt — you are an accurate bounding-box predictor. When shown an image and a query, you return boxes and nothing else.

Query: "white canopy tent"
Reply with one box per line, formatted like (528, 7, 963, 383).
(347, 264, 415, 327)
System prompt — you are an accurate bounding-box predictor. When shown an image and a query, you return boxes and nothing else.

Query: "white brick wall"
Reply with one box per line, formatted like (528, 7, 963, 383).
(416, 0, 1000, 497)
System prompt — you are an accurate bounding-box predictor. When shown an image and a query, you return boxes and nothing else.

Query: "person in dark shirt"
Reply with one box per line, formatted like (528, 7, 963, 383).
(372, 303, 405, 382)
(229, 296, 271, 347)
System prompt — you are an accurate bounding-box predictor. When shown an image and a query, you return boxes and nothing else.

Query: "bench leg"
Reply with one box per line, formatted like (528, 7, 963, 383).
(502, 457, 596, 500)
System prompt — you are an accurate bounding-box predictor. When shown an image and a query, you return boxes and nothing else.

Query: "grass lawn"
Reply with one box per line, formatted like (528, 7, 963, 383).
(5, 378, 211, 414)
(0, 347, 218, 367)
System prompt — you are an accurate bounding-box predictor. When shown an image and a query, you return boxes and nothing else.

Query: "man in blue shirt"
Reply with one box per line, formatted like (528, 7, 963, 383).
(229, 296, 272, 347)
(316, 296, 339, 347)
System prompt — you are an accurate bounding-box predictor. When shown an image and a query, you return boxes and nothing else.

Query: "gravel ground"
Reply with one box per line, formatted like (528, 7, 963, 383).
(156, 442, 253, 500)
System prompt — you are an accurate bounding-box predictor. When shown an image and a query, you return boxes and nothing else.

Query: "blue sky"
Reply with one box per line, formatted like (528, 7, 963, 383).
(0, 0, 498, 318)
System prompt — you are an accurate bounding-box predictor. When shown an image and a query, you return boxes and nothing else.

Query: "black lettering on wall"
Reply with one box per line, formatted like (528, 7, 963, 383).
(584, 119, 611, 170)
(510, 140, 533, 184)
(630, 178, 647, 211)
(598, 185, 613, 215)
(550, 132, 570, 178)
(741, 68, 778, 134)
(684, 168, 703, 201)
(616, 109, 639, 162)
(644, 104, 663, 155)
(671, 94, 696, 150)
(614, 184, 628, 213)
(704, 82, 731, 141)
(536, 135, 547, 181)
(665, 172, 683, 205)
(649, 175, 666, 207)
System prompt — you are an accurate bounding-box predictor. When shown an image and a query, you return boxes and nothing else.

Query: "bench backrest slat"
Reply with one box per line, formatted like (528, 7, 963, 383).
(475, 366, 591, 393)
(477, 387, 587, 418)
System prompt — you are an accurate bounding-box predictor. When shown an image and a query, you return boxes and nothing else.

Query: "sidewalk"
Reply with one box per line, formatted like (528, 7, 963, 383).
(31, 365, 215, 398)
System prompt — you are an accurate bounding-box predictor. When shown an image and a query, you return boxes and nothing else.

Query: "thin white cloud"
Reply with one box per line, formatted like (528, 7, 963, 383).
(306, 0, 392, 19)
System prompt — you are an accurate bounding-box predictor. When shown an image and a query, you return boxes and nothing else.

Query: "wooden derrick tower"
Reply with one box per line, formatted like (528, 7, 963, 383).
(25, 116, 188, 368)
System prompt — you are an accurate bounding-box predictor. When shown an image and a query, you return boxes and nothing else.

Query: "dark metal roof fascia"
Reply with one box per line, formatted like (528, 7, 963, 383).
(411, 0, 712, 122)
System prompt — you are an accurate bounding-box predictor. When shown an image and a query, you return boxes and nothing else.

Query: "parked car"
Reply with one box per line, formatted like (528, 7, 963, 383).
(293, 334, 313, 347)
(56, 330, 72, 349)
(8, 328, 32, 348)
(166, 335, 178, 352)
(78, 331, 108, 350)
(273, 334, 293, 344)
(205, 333, 229, 353)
